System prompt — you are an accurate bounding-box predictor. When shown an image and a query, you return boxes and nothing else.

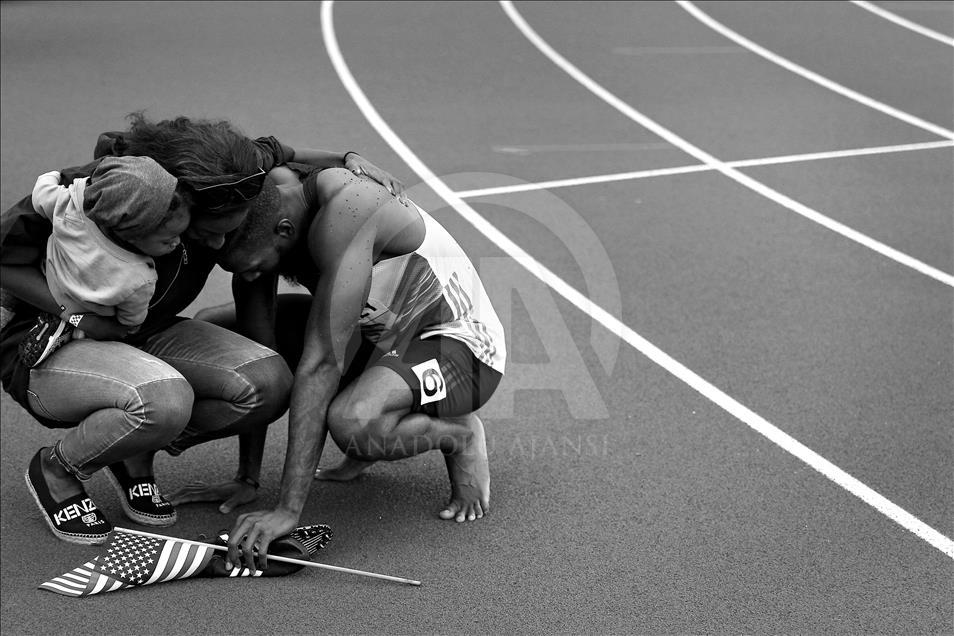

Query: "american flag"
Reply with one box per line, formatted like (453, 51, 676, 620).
(40, 530, 214, 597)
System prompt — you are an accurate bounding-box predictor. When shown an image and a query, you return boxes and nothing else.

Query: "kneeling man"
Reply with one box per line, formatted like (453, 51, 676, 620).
(209, 167, 506, 569)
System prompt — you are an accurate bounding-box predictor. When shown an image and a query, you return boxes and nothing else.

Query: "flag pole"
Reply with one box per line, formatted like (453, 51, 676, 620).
(116, 527, 422, 586)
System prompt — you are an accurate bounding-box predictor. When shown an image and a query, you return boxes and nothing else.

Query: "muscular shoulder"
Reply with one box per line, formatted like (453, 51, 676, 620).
(309, 168, 393, 240)
(305, 168, 422, 269)
(310, 167, 361, 207)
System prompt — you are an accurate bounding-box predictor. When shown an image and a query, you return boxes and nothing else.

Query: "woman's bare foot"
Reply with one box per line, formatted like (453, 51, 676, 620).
(439, 415, 490, 522)
(314, 457, 376, 481)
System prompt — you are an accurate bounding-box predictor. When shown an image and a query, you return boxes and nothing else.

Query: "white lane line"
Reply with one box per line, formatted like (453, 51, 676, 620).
(457, 164, 712, 198)
(851, 0, 954, 46)
(501, 0, 954, 287)
(494, 142, 673, 154)
(613, 45, 743, 55)
(677, 1, 954, 140)
(880, 2, 954, 11)
(457, 140, 954, 198)
(321, 0, 954, 559)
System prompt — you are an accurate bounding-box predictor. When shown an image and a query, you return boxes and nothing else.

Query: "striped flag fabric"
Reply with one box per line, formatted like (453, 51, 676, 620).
(39, 524, 332, 596)
(40, 529, 215, 597)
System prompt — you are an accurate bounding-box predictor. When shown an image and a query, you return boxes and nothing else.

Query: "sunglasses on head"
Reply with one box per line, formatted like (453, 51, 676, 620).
(194, 166, 267, 210)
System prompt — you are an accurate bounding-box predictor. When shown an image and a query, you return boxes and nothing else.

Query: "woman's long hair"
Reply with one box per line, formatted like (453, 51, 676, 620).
(120, 112, 261, 190)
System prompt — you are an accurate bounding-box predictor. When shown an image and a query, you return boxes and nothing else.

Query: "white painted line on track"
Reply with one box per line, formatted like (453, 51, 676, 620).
(880, 1, 954, 11)
(321, 0, 954, 559)
(458, 164, 712, 198)
(494, 142, 673, 154)
(613, 45, 743, 55)
(850, 0, 954, 47)
(456, 140, 954, 199)
(501, 0, 954, 288)
(677, 1, 954, 140)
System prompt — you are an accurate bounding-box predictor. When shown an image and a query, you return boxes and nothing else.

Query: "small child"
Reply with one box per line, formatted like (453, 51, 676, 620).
(18, 156, 192, 367)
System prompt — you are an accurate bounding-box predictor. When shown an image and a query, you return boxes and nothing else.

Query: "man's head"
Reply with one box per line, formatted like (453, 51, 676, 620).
(217, 177, 295, 281)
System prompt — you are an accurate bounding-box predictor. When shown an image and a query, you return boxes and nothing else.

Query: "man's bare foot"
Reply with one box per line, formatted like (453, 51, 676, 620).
(439, 415, 490, 522)
(314, 457, 376, 481)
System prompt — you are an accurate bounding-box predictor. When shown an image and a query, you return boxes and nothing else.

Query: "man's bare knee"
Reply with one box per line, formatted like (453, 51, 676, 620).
(330, 393, 387, 424)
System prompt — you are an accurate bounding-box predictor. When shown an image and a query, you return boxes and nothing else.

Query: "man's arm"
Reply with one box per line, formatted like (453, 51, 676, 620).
(226, 176, 379, 572)
(167, 273, 280, 513)
(232, 273, 279, 348)
(230, 274, 280, 495)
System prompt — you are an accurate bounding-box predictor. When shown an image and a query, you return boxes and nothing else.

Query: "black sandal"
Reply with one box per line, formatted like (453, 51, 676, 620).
(24, 449, 111, 545)
(104, 462, 177, 527)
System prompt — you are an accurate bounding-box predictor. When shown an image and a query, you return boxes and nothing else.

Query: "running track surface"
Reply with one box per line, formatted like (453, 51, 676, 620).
(1, 2, 951, 634)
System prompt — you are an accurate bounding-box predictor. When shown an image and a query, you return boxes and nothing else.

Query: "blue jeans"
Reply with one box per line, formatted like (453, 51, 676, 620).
(25, 319, 292, 480)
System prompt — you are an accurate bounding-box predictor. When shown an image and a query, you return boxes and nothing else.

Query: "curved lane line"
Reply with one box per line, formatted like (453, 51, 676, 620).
(678, 1, 954, 140)
(321, 0, 954, 559)
(851, 0, 954, 47)
(501, 0, 953, 288)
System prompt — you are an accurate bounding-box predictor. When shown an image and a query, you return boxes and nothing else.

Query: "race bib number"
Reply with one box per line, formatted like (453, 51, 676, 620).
(412, 359, 447, 406)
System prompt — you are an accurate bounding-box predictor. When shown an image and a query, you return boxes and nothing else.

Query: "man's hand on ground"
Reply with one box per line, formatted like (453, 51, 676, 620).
(226, 508, 299, 573)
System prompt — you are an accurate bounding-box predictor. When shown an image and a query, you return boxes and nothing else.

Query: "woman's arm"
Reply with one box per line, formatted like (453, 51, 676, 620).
(232, 273, 280, 348)
(2, 186, 128, 340)
(0, 265, 61, 315)
(0, 265, 128, 340)
(253, 136, 407, 200)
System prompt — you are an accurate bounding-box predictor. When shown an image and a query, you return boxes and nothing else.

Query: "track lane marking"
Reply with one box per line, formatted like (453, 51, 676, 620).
(850, 0, 954, 46)
(500, 0, 953, 287)
(613, 45, 743, 55)
(678, 1, 954, 140)
(493, 142, 673, 154)
(458, 164, 712, 198)
(456, 140, 954, 198)
(321, 0, 954, 559)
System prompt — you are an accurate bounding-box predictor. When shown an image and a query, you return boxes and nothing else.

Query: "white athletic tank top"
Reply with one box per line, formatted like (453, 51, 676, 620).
(358, 204, 506, 373)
